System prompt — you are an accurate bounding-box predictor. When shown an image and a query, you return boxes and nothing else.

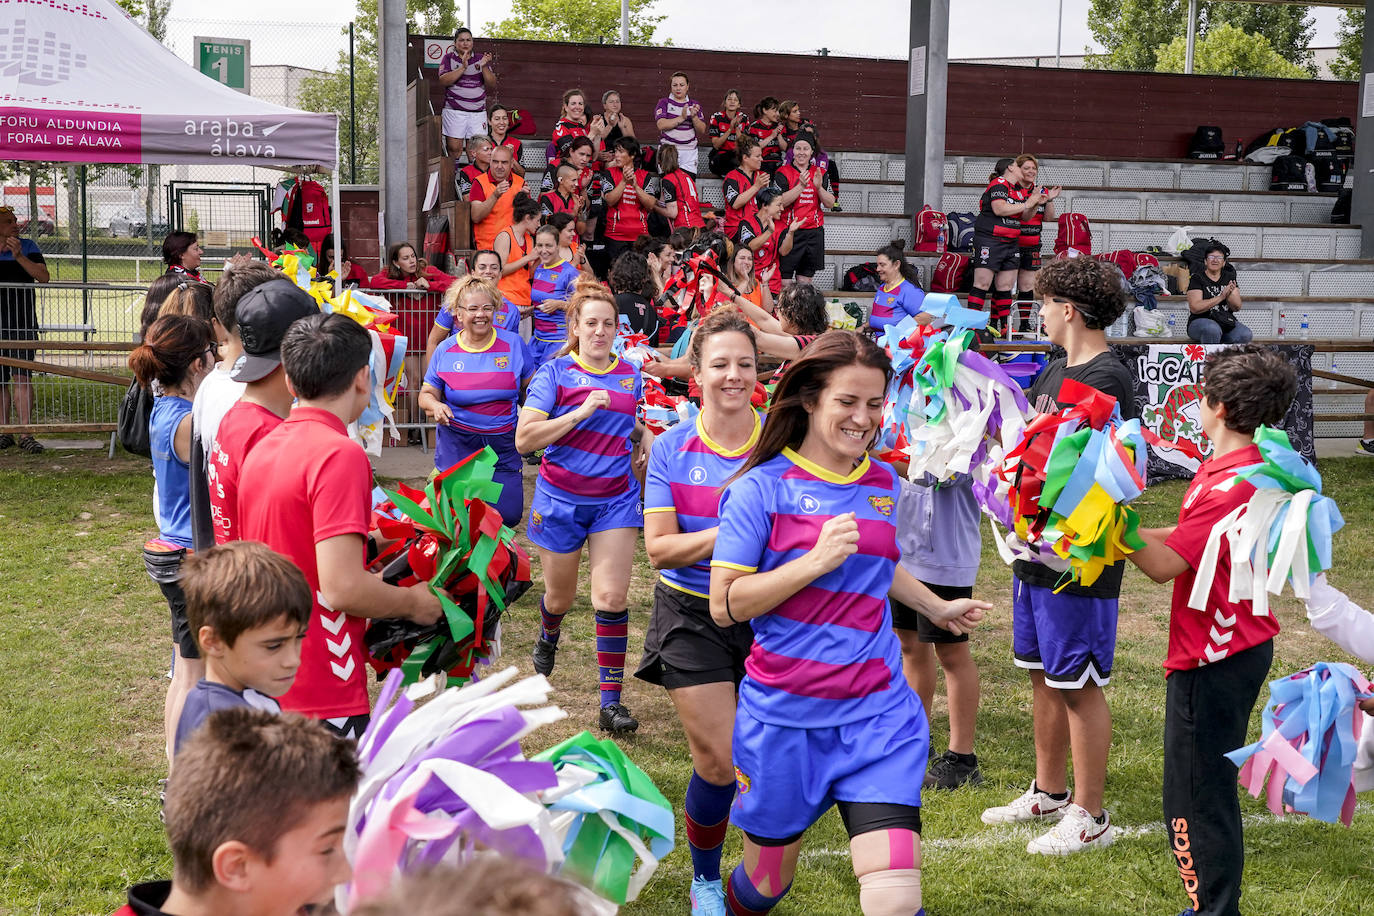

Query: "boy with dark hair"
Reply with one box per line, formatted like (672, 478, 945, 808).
(238, 314, 442, 740)
(1127, 344, 1297, 916)
(981, 255, 1134, 855)
(174, 541, 311, 752)
(113, 707, 359, 916)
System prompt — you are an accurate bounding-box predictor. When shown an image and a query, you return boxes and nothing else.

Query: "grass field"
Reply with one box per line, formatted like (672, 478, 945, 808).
(2, 448, 1373, 915)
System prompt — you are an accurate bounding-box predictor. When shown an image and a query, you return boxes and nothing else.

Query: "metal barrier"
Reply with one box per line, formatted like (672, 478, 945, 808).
(358, 287, 447, 443)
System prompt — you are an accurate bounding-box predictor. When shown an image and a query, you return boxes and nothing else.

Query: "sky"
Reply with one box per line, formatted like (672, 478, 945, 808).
(163, 0, 1347, 70)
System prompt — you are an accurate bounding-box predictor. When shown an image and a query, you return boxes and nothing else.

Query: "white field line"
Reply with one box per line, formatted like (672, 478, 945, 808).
(795, 801, 1374, 861)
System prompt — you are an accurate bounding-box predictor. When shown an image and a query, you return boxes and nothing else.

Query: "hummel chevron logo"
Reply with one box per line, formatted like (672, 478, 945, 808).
(326, 633, 352, 658)
(1203, 644, 1229, 664)
(1208, 626, 1233, 645)
(320, 613, 346, 635)
(330, 656, 356, 680)
(1214, 609, 1237, 627)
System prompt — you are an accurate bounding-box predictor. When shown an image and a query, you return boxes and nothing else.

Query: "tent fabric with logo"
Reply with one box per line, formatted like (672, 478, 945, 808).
(0, 0, 337, 169)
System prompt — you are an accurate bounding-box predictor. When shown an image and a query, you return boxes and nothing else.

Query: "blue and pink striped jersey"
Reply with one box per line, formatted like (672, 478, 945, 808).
(524, 352, 642, 503)
(423, 328, 534, 434)
(531, 259, 580, 343)
(713, 448, 908, 727)
(433, 298, 521, 336)
(869, 279, 925, 331)
(644, 412, 762, 598)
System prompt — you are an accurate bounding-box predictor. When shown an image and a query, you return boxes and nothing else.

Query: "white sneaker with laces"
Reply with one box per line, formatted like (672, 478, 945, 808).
(980, 783, 1072, 825)
(1025, 803, 1115, 855)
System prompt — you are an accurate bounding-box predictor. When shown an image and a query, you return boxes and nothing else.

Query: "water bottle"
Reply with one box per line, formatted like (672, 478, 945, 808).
(1166, 312, 1176, 337)
(1300, 313, 1309, 340)
(936, 224, 947, 255)
(1276, 311, 1286, 339)
(1235, 140, 1243, 160)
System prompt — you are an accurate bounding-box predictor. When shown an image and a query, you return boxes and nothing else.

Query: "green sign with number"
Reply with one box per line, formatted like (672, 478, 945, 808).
(195, 36, 251, 93)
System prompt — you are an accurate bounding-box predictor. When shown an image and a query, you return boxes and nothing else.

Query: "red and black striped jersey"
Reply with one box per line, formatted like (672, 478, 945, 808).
(1017, 183, 1048, 245)
(550, 118, 588, 164)
(738, 214, 781, 279)
(539, 190, 578, 219)
(770, 163, 830, 230)
(975, 177, 1023, 241)
(598, 168, 660, 241)
(709, 110, 744, 153)
(455, 163, 486, 201)
(722, 167, 763, 238)
(746, 119, 785, 168)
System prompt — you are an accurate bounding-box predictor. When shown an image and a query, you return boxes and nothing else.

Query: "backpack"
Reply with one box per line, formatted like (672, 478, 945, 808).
(1331, 188, 1352, 225)
(1269, 154, 1307, 192)
(1331, 126, 1355, 162)
(1053, 212, 1092, 258)
(930, 252, 971, 294)
(1244, 127, 1288, 159)
(422, 211, 450, 273)
(1187, 125, 1224, 159)
(841, 262, 881, 293)
(1301, 121, 1336, 161)
(1181, 238, 1230, 273)
(914, 205, 947, 252)
(1095, 249, 1157, 278)
(1316, 159, 1346, 194)
(945, 211, 976, 253)
(281, 178, 332, 252)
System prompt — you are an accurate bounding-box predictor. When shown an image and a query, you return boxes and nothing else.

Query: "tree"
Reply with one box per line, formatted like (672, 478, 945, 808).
(1087, 1, 1315, 74)
(1154, 22, 1311, 79)
(1331, 9, 1364, 82)
(488, 0, 665, 45)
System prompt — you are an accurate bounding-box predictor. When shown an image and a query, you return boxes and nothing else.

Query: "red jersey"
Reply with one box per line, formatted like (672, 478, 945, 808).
(207, 400, 283, 545)
(709, 110, 743, 154)
(659, 168, 705, 229)
(494, 134, 523, 164)
(550, 118, 588, 163)
(1018, 183, 1048, 247)
(771, 163, 829, 230)
(598, 168, 659, 242)
(975, 176, 1023, 240)
(455, 163, 486, 201)
(738, 214, 782, 293)
(1163, 444, 1280, 675)
(722, 167, 763, 238)
(746, 119, 785, 169)
(237, 407, 373, 719)
(539, 190, 578, 219)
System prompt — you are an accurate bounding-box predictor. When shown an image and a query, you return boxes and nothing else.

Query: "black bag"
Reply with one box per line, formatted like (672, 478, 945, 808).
(1187, 125, 1224, 159)
(1331, 127, 1355, 162)
(1316, 159, 1346, 194)
(1244, 127, 1286, 158)
(1331, 188, 1352, 225)
(1201, 306, 1238, 333)
(1269, 154, 1308, 191)
(422, 211, 450, 273)
(118, 379, 153, 457)
(1181, 239, 1230, 273)
(841, 262, 881, 292)
(1278, 128, 1308, 158)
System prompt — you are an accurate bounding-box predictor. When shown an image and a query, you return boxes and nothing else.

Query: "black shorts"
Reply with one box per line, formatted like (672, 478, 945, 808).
(1019, 245, 1042, 272)
(780, 227, 825, 279)
(144, 545, 199, 659)
(635, 581, 753, 689)
(971, 235, 1021, 273)
(892, 582, 974, 644)
(746, 802, 922, 846)
(708, 148, 736, 178)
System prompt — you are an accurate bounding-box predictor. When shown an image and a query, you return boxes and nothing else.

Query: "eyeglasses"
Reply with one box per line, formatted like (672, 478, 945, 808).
(1205, 253, 1226, 260)
(462, 304, 496, 315)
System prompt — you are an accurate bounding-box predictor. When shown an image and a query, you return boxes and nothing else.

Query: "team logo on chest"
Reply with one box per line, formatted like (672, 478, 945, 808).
(799, 494, 821, 514)
(576, 374, 592, 387)
(452, 361, 464, 372)
(495, 355, 509, 369)
(620, 378, 635, 391)
(689, 466, 707, 484)
(868, 495, 894, 516)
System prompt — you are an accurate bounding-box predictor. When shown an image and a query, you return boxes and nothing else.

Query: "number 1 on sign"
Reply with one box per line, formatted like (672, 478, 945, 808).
(210, 57, 228, 83)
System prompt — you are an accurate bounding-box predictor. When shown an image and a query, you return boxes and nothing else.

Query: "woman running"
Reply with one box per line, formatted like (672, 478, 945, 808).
(657, 144, 706, 233)
(707, 89, 747, 178)
(424, 249, 520, 372)
(771, 132, 834, 286)
(637, 308, 761, 915)
(869, 240, 927, 332)
(1014, 154, 1060, 307)
(746, 97, 788, 176)
(529, 223, 582, 365)
(709, 330, 987, 916)
(419, 276, 534, 526)
(516, 279, 650, 736)
(488, 104, 525, 176)
(722, 136, 770, 242)
(493, 192, 542, 338)
(971, 158, 1044, 336)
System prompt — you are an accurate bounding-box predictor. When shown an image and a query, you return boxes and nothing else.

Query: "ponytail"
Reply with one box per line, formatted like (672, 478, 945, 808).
(877, 239, 919, 285)
(128, 314, 214, 391)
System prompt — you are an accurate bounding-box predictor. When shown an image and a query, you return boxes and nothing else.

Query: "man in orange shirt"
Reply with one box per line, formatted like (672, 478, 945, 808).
(470, 145, 525, 251)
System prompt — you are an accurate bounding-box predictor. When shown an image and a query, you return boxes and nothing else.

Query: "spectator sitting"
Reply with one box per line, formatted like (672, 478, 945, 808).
(456, 135, 493, 202)
(1186, 243, 1252, 345)
(109, 708, 358, 916)
(592, 89, 636, 168)
(437, 27, 496, 161)
(746, 96, 788, 176)
(0, 204, 49, 453)
(707, 88, 747, 178)
(163, 231, 205, 282)
(315, 233, 369, 287)
(368, 242, 456, 439)
(470, 144, 526, 253)
(549, 88, 607, 166)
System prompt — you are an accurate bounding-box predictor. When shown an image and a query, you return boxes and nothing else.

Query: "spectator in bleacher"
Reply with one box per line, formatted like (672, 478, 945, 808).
(316, 234, 368, 287)
(656, 144, 706, 233)
(724, 238, 774, 315)
(610, 250, 661, 345)
(746, 96, 788, 176)
(539, 136, 597, 198)
(163, 231, 205, 283)
(550, 89, 607, 166)
(777, 100, 815, 150)
(870, 239, 927, 332)
(771, 132, 834, 288)
(1186, 244, 1252, 345)
(0, 204, 49, 453)
(1014, 154, 1060, 303)
(599, 137, 660, 274)
(539, 164, 584, 222)
(437, 27, 496, 161)
(972, 158, 1043, 336)
(470, 144, 526, 253)
(708, 89, 747, 178)
(455, 136, 493, 202)
(487, 105, 525, 176)
(739, 188, 794, 301)
(592, 90, 636, 169)
(655, 72, 707, 176)
(494, 192, 542, 336)
(722, 136, 769, 242)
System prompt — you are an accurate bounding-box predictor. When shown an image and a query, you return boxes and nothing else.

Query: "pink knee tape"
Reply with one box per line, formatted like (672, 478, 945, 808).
(887, 829, 916, 870)
(749, 844, 785, 893)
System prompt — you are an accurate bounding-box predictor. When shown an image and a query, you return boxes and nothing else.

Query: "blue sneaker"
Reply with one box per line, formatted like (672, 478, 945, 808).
(690, 876, 727, 916)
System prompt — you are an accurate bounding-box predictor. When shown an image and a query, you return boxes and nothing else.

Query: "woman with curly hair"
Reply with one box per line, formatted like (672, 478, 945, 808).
(610, 249, 661, 345)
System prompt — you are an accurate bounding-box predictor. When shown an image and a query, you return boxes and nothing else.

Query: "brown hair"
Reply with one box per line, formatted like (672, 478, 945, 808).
(689, 306, 757, 371)
(1015, 153, 1039, 169)
(1033, 256, 1128, 331)
(1203, 344, 1297, 434)
(157, 281, 215, 322)
(671, 70, 689, 84)
(559, 87, 586, 118)
(442, 275, 502, 321)
(212, 261, 280, 332)
(128, 314, 214, 390)
(385, 242, 426, 281)
(180, 541, 311, 649)
(350, 859, 587, 916)
(736, 330, 891, 480)
(164, 708, 359, 892)
(559, 277, 617, 356)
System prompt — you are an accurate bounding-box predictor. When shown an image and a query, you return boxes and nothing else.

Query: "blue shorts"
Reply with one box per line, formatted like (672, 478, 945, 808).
(526, 482, 643, 554)
(434, 425, 524, 528)
(1012, 577, 1117, 689)
(530, 337, 564, 367)
(731, 697, 929, 841)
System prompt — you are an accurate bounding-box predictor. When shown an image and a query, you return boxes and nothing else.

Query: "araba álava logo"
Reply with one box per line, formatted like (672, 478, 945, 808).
(184, 119, 285, 159)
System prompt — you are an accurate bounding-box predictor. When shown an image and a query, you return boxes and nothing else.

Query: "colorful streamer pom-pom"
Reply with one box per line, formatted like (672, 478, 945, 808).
(986, 377, 1147, 589)
(639, 378, 697, 437)
(366, 448, 532, 685)
(1187, 426, 1345, 618)
(532, 732, 676, 906)
(1224, 662, 1373, 827)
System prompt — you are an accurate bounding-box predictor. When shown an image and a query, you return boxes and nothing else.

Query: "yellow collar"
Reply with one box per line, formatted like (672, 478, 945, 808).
(571, 350, 619, 375)
(782, 446, 871, 484)
(696, 411, 761, 458)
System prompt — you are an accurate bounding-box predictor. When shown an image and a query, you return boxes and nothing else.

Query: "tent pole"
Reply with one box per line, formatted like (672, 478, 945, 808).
(1185, 0, 1197, 74)
(80, 164, 90, 336)
(334, 124, 343, 299)
(349, 21, 357, 184)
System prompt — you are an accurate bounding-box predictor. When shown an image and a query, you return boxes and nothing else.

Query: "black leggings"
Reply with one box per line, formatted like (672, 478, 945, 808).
(745, 802, 922, 846)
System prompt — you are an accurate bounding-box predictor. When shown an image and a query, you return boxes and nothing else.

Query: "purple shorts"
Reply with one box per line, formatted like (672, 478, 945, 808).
(1012, 577, 1117, 689)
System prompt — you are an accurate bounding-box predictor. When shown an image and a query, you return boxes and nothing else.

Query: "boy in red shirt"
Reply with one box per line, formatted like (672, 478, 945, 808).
(112, 708, 358, 916)
(1127, 344, 1298, 916)
(238, 314, 442, 739)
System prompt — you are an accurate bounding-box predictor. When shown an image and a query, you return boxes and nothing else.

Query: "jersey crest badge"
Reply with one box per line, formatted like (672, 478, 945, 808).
(735, 766, 751, 795)
(495, 355, 509, 369)
(868, 495, 894, 516)
(530, 510, 544, 528)
(798, 494, 821, 514)
(620, 378, 635, 391)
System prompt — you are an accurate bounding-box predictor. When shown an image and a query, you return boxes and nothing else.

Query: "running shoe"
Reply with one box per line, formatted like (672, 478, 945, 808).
(689, 876, 727, 916)
(1356, 439, 1374, 457)
(980, 782, 1072, 825)
(598, 702, 639, 735)
(1025, 803, 1114, 855)
(531, 634, 558, 677)
(0, 434, 12, 449)
(925, 750, 984, 790)
(17, 435, 43, 453)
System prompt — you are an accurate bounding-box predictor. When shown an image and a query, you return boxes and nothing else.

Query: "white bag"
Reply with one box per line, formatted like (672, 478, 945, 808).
(1166, 226, 1195, 255)
(1133, 305, 1168, 338)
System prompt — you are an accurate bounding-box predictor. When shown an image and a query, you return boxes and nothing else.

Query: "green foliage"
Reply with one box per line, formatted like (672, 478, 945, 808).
(1332, 9, 1364, 82)
(1087, 0, 1316, 75)
(1154, 22, 1311, 79)
(488, 0, 665, 45)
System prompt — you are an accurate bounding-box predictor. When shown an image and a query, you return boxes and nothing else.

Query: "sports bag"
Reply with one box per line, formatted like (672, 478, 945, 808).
(1269, 154, 1307, 192)
(930, 252, 971, 294)
(1316, 159, 1346, 194)
(841, 262, 881, 293)
(1331, 188, 1352, 225)
(281, 178, 332, 252)
(1244, 127, 1287, 159)
(1095, 250, 1158, 278)
(914, 204, 947, 252)
(945, 211, 976, 253)
(1187, 125, 1224, 159)
(1053, 212, 1092, 258)
(422, 211, 450, 273)
(118, 379, 153, 457)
